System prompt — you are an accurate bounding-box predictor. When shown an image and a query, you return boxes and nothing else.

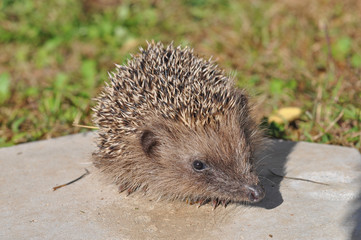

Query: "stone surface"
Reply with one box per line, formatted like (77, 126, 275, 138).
(0, 132, 360, 240)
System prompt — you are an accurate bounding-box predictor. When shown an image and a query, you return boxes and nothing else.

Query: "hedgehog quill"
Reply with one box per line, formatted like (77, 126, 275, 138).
(92, 42, 265, 207)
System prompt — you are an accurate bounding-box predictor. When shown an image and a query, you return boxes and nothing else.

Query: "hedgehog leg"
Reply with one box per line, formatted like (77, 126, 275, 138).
(186, 198, 196, 205)
(221, 199, 230, 208)
(212, 199, 221, 210)
(197, 198, 211, 208)
(141, 185, 148, 195)
(118, 183, 129, 193)
(126, 185, 139, 196)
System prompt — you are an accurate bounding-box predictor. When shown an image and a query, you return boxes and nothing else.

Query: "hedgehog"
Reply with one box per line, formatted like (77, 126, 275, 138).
(92, 42, 265, 208)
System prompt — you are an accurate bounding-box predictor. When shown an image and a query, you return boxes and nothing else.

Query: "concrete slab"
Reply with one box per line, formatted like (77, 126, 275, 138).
(0, 132, 360, 240)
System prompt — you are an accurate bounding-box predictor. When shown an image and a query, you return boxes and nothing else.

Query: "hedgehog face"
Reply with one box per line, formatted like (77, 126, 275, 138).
(137, 116, 265, 206)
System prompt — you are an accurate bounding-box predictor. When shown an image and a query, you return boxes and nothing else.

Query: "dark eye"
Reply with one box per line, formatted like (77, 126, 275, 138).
(192, 160, 206, 171)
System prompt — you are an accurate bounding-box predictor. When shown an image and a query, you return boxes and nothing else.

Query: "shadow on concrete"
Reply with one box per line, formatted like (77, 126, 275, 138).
(349, 193, 361, 240)
(346, 169, 361, 240)
(252, 140, 298, 210)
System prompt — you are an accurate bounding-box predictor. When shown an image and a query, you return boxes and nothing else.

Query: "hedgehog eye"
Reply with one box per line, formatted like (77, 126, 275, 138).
(192, 160, 206, 171)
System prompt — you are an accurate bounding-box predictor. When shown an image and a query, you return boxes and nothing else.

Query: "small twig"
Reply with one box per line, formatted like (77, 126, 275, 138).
(72, 123, 99, 130)
(323, 21, 333, 66)
(53, 169, 90, 191)
(312, 110, 344, 141)
(349, 131, 361, 139)
(73, 112, 99, 129)
(269, 169, 329, 186)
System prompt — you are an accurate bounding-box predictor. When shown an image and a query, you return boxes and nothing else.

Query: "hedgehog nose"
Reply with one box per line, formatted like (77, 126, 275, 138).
(246, 184, 265, 203)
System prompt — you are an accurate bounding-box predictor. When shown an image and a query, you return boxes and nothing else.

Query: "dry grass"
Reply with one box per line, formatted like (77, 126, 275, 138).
(0, 0, 360, 150)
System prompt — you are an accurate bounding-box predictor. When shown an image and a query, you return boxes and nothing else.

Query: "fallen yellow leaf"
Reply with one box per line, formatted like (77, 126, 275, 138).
(268, 107, 302, 124)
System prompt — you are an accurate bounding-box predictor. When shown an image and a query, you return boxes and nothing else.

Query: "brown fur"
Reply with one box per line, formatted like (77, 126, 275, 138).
(93, 42, 265, 205)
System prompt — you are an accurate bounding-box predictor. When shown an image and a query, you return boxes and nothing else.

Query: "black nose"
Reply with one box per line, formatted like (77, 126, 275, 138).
(246, 184, 265, 203)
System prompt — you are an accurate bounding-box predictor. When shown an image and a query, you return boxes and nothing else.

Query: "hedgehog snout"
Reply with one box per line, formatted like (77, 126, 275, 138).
(245, 184, 265, 203)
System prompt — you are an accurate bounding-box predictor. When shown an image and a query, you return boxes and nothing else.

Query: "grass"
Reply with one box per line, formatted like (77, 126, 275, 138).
(0, 0, 360, 150)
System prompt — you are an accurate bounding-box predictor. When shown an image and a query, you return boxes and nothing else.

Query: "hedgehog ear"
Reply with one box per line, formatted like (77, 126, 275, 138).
(140, 130, 158, 157)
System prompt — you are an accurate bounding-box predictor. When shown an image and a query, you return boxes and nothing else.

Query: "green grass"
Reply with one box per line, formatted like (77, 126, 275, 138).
(0, 0, 360, 150)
